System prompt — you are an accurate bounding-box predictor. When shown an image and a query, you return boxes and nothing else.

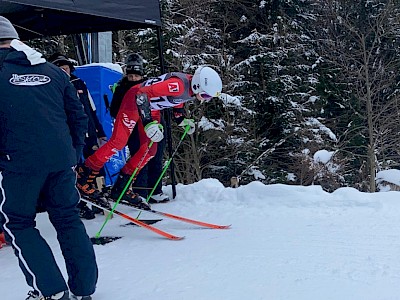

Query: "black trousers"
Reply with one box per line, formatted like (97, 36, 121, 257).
(0, 168, 98, 297)
(130, 117, 166, 198)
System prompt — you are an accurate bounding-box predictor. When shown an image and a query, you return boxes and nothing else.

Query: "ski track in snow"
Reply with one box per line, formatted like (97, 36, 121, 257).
(1, 179, 400, 300)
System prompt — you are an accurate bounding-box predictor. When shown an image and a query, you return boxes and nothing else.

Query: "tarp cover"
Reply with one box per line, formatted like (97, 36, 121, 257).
(0, 0, 161, 40)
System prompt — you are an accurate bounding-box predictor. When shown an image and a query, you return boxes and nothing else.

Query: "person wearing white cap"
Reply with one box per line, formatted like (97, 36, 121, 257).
(0, 16, 97, 300)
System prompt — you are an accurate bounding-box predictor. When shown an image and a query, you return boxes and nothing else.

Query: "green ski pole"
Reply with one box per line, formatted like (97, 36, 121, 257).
(95, 140, 154, 238)
(135, 125, 191, 219)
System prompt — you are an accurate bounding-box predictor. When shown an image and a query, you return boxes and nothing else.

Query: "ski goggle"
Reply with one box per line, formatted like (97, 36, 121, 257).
(198, 92, 213, 102)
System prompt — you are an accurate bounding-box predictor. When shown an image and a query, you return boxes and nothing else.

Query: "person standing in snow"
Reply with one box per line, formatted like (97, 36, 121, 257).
(110, 53, 170, 203)
(49, 52, 107, 220)
(0, 17, 97, 300)
(49, 53, 108, 159)
(77, 65, 223, 209)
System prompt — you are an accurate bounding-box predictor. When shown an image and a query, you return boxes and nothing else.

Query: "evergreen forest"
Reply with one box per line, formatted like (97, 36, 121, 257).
(31, 0, 400, 192)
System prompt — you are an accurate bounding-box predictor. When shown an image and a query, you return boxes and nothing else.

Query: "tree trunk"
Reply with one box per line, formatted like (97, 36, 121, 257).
(362, 34, 376, 192)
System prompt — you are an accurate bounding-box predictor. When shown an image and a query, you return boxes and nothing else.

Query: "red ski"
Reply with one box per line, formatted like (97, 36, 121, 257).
(108, 198, 231, 229)
(81, 198, 184, 241)
(141, 209, 231, 229)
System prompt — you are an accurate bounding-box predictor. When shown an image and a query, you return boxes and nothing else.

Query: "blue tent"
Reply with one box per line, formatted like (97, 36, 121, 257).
(75, 65, 124, 185)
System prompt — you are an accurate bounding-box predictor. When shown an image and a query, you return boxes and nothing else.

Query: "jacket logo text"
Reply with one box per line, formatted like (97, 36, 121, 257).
(9, 74, 51, 86)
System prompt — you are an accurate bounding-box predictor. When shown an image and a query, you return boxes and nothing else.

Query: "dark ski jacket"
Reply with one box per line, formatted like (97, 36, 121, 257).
(70, 74, 106, 142)
(0, 40, 88, 172)
(109, 76, 144, 118)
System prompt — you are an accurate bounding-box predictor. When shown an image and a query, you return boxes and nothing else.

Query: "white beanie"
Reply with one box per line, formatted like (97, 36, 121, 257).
(0, 16, 19, 40)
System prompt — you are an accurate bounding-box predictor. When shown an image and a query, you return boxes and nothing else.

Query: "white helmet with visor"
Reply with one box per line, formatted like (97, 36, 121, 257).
(191, 66, 222, 102)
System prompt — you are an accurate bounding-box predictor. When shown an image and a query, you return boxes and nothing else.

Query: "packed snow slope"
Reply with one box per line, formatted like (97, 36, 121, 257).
(1, 179, 400, 300)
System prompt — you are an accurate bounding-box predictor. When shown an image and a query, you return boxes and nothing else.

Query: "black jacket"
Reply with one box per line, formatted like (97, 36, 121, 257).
(70, 74, 106, 141)
(109, 76, 144, 118)
(0, 42, 88, 172)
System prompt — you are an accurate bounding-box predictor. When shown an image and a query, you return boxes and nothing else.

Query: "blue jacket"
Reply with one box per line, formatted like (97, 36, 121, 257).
(0, 40, 88, 172)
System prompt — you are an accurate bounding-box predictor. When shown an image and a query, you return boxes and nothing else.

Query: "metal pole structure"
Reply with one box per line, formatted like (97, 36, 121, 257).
(72, 34, 88, 65)
(156, 26, 177, 199)
(90, 32, 98, 63)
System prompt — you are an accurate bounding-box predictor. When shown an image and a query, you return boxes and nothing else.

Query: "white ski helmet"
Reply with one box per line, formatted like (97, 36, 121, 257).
(191, 66, 222, 99)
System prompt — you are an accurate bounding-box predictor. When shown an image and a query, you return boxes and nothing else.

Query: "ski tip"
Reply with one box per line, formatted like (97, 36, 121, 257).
(219, 224, 232, 229)
(171, 236, 185, 241)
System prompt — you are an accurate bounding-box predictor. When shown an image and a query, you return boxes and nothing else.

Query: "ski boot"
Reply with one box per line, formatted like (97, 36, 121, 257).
(76, 163, 100, 197)
(25, 290, 69, 300)
(110, 172, 151, 210)
(77, 201, 96, 220)
(76, 164, 111, 210)
(91, 196, 112, 211)
(149, 192, 170, 204)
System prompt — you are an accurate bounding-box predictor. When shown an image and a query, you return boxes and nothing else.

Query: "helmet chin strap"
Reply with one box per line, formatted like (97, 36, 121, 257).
(196, 93, 211, 103)
(195, 93, 203, 101)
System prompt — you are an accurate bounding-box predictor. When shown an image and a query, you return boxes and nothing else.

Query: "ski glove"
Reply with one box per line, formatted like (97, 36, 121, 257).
(144, 121, 164, 142)
(178, 118, 195, 135)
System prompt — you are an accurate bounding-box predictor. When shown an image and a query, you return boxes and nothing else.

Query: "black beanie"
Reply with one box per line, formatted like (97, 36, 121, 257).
(49, 53, 75, 72)
(125, 53, 144, 76)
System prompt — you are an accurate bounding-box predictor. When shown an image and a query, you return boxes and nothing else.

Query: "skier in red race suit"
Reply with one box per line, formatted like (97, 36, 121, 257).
(76, 66, 222, 210)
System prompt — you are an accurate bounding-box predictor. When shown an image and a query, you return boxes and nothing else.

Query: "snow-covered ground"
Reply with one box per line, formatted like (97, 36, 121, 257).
(2, 178, 400, 300)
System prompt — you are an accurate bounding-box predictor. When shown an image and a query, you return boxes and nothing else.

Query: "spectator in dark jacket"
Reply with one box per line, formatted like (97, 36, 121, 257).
(109, 53, 146, 119)
(49, 53, 107, 158)
(0, 17, 97, 300)
(110, 53, 170, 203)
(49, 53, 107, 220)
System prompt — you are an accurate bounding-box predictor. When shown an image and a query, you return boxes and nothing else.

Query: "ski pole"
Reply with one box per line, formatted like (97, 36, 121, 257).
(95, 140, 154, 238)
(135, 125, 191, 219)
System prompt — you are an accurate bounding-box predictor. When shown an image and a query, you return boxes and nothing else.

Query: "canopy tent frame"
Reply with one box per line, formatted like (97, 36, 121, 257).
(0, 0, 177, 198)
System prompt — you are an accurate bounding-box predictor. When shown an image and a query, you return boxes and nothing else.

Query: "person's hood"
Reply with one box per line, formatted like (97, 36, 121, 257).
(5, 39, 46, 66)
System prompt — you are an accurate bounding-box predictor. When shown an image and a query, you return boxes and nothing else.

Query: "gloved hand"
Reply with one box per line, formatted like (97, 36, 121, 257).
(178, 118, 195, 135)
(144, 121, 164, 142)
